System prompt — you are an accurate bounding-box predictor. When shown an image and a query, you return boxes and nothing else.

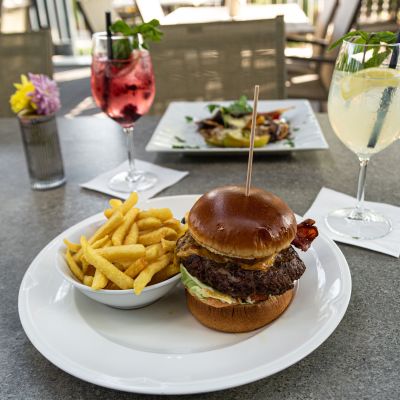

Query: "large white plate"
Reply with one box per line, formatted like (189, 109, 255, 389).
(146, 100, 329, 154)
(18, 195, 351, 395)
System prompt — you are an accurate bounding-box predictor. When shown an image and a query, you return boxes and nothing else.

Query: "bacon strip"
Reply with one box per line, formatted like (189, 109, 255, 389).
(291, 219, 318, 252)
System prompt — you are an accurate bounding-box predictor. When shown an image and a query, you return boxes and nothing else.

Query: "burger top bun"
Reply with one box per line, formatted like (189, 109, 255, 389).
(188, 185, 297, 259)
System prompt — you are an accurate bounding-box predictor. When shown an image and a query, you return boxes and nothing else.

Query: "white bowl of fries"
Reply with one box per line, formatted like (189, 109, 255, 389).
(56, 193, 185, 309)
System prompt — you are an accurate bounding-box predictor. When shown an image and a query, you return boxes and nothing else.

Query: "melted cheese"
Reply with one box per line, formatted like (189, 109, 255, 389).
(177, 244, 275, 271)
(239, 254, 276, 271)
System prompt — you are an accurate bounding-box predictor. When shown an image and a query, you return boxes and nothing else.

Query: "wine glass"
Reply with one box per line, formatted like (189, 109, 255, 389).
(91, 32, 156, 192)
(327, 40, 400, 239)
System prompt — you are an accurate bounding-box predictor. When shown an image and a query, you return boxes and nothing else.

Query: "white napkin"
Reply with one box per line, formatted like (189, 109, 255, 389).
(304, 187, 400, 257)
(80, 160, 188, 201)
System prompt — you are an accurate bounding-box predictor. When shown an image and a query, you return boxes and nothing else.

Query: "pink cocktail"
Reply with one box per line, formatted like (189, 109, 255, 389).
(91, 52, 155, 127)
(91, 33, 157, 192)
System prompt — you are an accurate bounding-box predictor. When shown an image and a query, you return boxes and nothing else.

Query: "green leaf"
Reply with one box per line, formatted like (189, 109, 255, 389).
(285, 138, 295, 148)
(207, 104, 220, 113)
(184, 116, 193, 123)
(328, 31, 365, 51)
(329, 30, 398, 70)
(225, 95, 252, 115)
(206, 96, 253, 116)
(110, 20, 134, 36)
(112, 38, 132, 60)
(174, 135, 186, 142)
(364, 48, 392, 68)
(329, 30, 397, 51)
(109, 19, 163, 54)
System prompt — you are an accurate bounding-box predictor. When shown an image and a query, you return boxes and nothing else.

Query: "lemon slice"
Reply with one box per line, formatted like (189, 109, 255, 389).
(341, 67, 400, 101)
(223, 130, 270, 148)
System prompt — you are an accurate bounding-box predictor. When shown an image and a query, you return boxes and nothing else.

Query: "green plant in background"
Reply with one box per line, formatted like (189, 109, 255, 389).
(329, 31, 398, 72)
(110, 19, 163, 59)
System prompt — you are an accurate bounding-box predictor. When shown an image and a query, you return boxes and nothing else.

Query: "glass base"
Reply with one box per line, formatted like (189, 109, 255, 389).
(31, 176, 66, 191)
(109, 170, 157, 193)
(325, 208, 392, 240)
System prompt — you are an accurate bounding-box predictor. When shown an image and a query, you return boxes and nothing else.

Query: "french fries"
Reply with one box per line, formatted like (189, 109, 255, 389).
(161, 238, 177, 252)
(73, 211, 123, 262)
(81, 236, 134, 290)
(124, 258, 148, 279)
(64, 239, 80, 253)
(111, 207, 139, 245)
(138, 227, 178, 246)
(145, 243, 165, 261)
(137, 217, 162, 231)
(65, 250, 84, 281)
(96, 244, 145, 262)
(134, 253, 172, 295)
(92, 269, 108, 290)
(150, 263, 181, 285)
(124, 222, 139, 245)
(138, 208, 173, 221)
(63, 192, 184, 294)
(83, 275, 94, 286)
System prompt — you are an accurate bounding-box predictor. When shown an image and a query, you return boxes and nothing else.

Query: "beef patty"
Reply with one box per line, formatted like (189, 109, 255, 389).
(177, 233, 306, 300)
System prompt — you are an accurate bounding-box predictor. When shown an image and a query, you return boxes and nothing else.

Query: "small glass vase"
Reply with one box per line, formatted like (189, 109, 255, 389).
(18, 113, 66, 190)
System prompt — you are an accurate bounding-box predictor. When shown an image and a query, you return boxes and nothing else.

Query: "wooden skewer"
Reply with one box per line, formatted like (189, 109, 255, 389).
(245, 85, 260, 197)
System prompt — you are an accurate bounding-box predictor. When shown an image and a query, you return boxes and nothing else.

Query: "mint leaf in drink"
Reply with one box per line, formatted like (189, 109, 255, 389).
(330, 30, 398, 72)
(112, 38, 132, 60)
(329, 30, 397, 51)
(111, 20, 134, 36)
(131, 19, 163, 49)
(364, 48, 392, 68)
(110, 19, 163, 57)
(185, 116, 193, 123)
(328, 30, 369, 51)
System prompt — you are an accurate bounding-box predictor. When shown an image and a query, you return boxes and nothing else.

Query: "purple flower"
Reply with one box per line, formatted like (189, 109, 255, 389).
(28, 73, 61, 115)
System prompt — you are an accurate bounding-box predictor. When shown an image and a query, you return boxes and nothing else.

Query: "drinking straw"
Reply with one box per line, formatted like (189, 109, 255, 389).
(106, 12, 113, 60)
(245, 85, 260, 196)
(367, 31, 400, 148)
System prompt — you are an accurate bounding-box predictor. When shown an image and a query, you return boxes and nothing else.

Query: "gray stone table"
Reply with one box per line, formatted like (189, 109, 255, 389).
(1, 115, 399, 400)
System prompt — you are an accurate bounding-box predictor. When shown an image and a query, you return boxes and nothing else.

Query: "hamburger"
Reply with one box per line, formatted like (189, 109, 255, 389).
(175, 185, 318, 333)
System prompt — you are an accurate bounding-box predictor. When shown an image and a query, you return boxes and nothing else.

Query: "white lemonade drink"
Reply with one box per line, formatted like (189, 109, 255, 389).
(328, 68, 400, 157)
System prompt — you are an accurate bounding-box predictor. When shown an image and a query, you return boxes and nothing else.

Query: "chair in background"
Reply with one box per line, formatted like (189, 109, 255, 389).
(136, 0, 165, 23)
(286, 0, 361, 105)
(150, 16, 286, 114)
(285, 0, 338, 61)
(77, 0, 119, 33)
(0, 30, 53, 117)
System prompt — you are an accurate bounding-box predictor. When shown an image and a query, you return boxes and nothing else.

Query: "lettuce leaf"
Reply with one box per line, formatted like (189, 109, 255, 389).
(180, 264, 252, 305)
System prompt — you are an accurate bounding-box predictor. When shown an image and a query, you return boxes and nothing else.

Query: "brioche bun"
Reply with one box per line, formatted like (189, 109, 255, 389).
(185, 289, 294, 333)
(188, 185, 297, 259)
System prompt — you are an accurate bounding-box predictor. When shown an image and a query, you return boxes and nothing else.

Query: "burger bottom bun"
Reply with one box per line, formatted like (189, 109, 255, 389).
(185, 289, 294, 333)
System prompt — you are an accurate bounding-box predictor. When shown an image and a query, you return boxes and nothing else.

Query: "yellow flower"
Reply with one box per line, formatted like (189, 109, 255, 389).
(9, 74, 36, 114)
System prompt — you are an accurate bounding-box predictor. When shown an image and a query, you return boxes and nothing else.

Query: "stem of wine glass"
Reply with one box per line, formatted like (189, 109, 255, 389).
(351, 157, 369, 220)
(123, 126, 138, 183)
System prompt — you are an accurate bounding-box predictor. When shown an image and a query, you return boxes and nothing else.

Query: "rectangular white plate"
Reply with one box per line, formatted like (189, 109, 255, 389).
(146, 100, 329, 154)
